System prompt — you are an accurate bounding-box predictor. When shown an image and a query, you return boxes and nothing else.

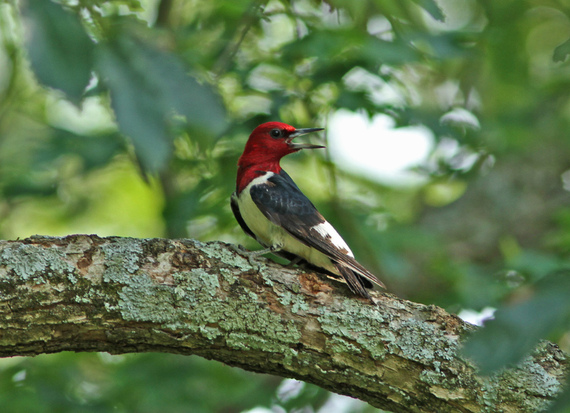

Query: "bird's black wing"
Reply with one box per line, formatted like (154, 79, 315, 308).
(250, 170, 324, 229)
(249, 170, 385, 292)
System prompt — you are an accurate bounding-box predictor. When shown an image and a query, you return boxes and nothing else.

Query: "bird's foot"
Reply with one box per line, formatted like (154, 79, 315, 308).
(230, 244, 249, 255)
(230, 244, 281, 271)
(231, 244, 281, 258)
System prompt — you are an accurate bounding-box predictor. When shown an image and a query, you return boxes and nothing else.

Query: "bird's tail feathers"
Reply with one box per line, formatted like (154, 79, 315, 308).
(335, 263, 372, 299)
(336, 256, 386, 290)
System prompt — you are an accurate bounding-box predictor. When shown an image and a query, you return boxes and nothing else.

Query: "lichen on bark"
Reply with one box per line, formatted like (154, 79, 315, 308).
(0, 235, 567, 412)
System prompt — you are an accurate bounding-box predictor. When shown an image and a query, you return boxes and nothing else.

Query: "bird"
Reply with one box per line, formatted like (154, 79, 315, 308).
(231, 121, 386, 300)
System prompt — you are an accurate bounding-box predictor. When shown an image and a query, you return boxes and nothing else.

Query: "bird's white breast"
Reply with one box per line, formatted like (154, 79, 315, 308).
(237, 172, 280, 248)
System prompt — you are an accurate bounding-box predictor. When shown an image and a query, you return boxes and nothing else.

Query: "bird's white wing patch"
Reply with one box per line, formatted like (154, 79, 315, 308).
(311, 221, 354, 257)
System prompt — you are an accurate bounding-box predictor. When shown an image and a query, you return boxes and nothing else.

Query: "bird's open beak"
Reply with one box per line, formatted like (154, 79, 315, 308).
(288, 128, 326, 150)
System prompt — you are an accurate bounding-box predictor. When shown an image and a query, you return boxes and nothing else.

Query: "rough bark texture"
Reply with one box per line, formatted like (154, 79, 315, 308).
(0, 235, 567, 412)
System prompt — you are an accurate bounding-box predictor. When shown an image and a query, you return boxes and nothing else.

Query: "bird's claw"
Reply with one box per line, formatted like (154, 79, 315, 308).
(230, 244, 249, 255)
(230, 244, 281, 272)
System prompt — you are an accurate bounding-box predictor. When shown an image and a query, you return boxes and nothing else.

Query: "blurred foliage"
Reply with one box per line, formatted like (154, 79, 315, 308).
(0, 353, 278, 413)
(463, 271, 570, 374)
(1, 0, 570, 411)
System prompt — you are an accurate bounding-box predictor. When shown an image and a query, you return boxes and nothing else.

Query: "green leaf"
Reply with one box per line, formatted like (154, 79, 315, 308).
(361, 36, 419, 65)
(411, 0, 445, 22)
(283, 29, 418, 72)
(553, 37, 570, 63)
(132, 42, 228, 141)
(336, 89, 376, 114)
(95, 34, 227, 172)
(462, 272, 570, 374)
(117, 0, 144, 12)
(22, 0, 94, 104)
(96, 38, 172, 172)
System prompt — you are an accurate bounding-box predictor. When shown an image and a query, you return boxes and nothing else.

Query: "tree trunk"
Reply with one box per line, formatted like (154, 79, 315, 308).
(0, 235, 566, 412)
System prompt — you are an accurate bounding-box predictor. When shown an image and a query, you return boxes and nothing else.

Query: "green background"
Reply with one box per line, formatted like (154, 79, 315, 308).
(0, 0, 569, 411)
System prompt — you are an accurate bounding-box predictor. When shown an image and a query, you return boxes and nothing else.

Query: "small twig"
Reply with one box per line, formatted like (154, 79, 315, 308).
(212, 0, 270, 78)
(155, 0, 174, 27)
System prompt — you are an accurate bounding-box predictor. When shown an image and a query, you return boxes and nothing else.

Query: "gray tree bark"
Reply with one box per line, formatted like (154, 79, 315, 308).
(0, 235, 567, 412)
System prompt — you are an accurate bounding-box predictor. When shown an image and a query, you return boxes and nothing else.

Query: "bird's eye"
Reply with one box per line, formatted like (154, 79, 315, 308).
(270, 129, 282, 139)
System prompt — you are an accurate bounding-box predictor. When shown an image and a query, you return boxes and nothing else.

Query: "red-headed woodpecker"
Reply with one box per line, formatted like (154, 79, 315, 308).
(231, 121, 386, 300)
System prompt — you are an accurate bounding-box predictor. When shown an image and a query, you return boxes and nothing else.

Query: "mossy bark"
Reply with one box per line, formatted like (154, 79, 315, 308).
(0, 235, 567, 412)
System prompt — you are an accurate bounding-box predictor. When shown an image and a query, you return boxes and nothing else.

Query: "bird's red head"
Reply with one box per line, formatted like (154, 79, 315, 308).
(236, 122, 324, 192)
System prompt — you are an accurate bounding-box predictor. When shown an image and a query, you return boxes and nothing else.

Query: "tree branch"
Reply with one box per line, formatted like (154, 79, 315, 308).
(0, 235, 566, 412)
